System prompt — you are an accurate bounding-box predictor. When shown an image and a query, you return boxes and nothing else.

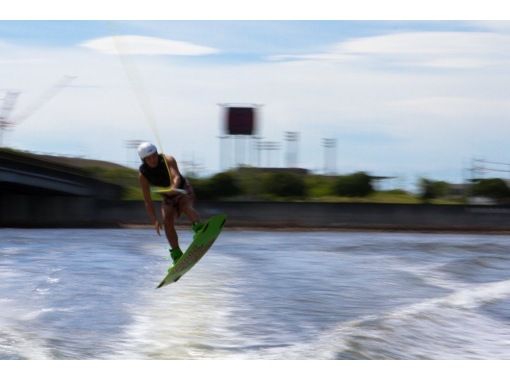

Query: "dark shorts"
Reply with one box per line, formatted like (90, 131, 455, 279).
(161, 180, 195, 218)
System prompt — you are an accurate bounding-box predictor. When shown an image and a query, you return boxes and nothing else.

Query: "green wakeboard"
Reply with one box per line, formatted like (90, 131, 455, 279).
(157, 213, 226, 288)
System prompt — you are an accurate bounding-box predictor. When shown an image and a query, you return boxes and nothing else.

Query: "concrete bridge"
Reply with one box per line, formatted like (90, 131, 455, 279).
(0, 149, 122, 198)
(0, 149, 123, 226)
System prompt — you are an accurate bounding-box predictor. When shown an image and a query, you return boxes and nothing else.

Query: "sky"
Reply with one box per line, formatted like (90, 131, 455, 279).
(1, 16, 510, 189)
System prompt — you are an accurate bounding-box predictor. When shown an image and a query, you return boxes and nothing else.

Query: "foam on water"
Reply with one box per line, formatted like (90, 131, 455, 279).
(222, 279, 510, 359)
(108, 251, 253, 359)
(0, 294, 54, 359)
(2, 229, 510, 359)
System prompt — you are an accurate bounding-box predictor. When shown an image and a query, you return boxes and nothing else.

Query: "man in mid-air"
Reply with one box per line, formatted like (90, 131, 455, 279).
(137, 142, 203, 263)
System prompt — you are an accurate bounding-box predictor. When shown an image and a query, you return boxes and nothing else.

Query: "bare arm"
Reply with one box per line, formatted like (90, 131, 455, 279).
(165, 155, 181, 188)
(139, 172, 161, 235)
(155, 155, 186, 195)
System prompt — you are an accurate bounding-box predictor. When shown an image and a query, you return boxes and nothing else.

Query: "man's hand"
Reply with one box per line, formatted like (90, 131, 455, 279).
(154, 220, 162, 236)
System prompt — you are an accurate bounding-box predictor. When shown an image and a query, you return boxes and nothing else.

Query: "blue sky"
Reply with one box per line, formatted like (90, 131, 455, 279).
(0, 20, 487, 56)
(1, 20, 510, 189)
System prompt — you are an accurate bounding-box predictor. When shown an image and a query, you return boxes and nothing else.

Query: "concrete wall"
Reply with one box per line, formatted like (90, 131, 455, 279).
(2, 195, 510, 232)
(196, 201, 510, 231)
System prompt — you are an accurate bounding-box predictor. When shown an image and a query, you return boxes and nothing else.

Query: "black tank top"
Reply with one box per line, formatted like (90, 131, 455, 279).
(139, 154, 186, 189)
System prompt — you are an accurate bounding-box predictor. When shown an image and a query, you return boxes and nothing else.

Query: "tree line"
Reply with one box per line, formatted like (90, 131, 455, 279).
(190, 169, 510, 203)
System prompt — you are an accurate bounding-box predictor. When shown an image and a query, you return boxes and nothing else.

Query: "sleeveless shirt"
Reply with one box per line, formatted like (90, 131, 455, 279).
(139, 154, 186, 189)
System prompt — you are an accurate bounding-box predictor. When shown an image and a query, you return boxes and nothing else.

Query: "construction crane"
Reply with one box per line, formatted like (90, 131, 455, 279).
(0, 91, 19, 146)
(0, 75, 76, 147)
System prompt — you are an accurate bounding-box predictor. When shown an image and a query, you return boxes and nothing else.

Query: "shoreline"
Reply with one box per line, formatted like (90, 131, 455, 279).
(4, 222, 510, 235)
(3, 198, 510, 234)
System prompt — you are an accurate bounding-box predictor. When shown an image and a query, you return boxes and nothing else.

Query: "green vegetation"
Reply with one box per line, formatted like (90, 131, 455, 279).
(418, 178, 465, 204)
(190, 169, 411, 202)
(332, 171, 374, 197)
(8, 148, 509, 204)
(81, 166, 143, 200)
(471, 178, 510, 201)
(86, 166, 469, 204)
(261, 172, 307, 199)
(305, 175, 336, 198)
(419, 178, 451, 202)
(192, 172, 243, 200)
(365, 189, 421, 204)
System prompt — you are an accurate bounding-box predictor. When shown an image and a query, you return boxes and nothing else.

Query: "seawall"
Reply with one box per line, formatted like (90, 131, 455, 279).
(2, 195, 510, 232)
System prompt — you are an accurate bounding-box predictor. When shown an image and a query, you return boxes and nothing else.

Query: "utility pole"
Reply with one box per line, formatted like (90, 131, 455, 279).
(125, 139, 144, 167)
(253, 136, 264, 167)
(284, 131, 299, 168)
(256, 141, 280, 167)
(218, 135, 229, 171)
(322, 138, 337, 175)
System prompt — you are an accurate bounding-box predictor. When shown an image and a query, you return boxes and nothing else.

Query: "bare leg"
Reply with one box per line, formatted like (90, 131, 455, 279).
(161, 203, 179, 249)
(180, 197, 200, 223)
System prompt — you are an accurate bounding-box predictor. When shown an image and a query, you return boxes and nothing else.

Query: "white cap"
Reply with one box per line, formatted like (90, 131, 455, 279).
(137, 142, 158, 159)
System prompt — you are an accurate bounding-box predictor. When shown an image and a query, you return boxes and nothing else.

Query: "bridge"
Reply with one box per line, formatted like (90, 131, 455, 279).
(0, 149, 122, 198)
(0, 149, 126, 227)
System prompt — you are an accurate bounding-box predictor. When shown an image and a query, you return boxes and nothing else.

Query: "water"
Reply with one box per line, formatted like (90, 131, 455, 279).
(1, 228, 510, 359)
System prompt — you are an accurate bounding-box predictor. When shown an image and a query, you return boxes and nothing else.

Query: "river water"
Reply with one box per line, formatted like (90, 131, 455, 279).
(1, 228, 510, 359)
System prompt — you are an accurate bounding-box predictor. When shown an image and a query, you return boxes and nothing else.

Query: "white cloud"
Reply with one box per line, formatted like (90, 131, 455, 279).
(79, 35, 219, 56)
(339, 32, 508, 55)
(388, 97, 510, 117)
(272, 32, 510, 69)
(468, 21, 510, 34)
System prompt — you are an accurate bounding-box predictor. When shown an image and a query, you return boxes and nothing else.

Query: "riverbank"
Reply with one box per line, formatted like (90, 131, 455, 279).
(2, 195, 510, 233)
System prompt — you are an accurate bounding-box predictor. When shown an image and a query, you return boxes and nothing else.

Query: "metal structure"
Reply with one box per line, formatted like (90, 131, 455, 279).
(470, 158, 510, 180)
(180, 152, 204, 178)
(284, 131, 299, 168)
(226, 106, 256, 135)
(322, 138, 337, 175)
(218, 104, 261, 170)
(0, 76, 76, 147)
(124, 139, 144, 167)
(0, 91, 20, 146)
(256, 140, 281, 167)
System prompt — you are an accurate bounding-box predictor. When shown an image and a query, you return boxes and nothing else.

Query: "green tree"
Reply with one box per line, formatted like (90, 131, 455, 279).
(471, 178, 510, 201)
(419, 178, 450, 202)
(332, 172, 373, 197)
(262, 172, 307, 198)
(208, 172, 242, 199)
(188, 177, 213, 200)
(189, 172, 242, 200)
(306, 175, 336, 197)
